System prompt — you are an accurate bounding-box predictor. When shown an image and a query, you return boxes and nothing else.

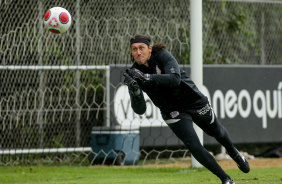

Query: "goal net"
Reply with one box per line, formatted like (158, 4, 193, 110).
(0, 0, 281, 166)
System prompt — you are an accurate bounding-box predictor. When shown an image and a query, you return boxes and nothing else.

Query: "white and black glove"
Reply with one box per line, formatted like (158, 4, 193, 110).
(127, 68, 152, 83)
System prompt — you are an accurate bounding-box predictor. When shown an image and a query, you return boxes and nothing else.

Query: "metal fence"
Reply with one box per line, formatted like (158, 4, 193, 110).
(0, 0, 281, 166)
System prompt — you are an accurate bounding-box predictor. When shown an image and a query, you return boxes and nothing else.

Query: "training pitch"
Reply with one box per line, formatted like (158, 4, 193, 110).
(0, 158, 282, 184)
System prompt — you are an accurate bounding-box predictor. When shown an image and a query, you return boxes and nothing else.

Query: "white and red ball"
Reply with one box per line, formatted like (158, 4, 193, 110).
(44, 7, 71, 34)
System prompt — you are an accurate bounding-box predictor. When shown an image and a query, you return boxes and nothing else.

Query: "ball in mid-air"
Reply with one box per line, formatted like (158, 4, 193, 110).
(44, 7, 71, 34)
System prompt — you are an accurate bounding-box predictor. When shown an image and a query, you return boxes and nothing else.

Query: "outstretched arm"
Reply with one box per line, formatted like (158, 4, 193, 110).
(128, 50, 181, 87)
(123, 72, 146, 115)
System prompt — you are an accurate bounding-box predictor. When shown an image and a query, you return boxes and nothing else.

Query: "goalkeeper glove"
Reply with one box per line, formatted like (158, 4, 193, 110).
(123, 71, 141, 96)
(127, 68, 152, 83)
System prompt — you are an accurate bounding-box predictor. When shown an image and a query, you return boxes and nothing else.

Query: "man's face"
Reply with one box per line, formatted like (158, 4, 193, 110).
(131, 43, 152, 67)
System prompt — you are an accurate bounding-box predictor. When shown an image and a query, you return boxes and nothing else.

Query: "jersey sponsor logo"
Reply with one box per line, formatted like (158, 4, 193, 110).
(170, 111, 179, 118)
(156, 65, 161, 74)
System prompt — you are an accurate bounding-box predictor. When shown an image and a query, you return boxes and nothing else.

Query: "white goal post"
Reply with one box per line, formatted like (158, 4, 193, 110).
(1, 147, 92, 155)
(0, 65, 109, 71)
(190, 0, 204, 168)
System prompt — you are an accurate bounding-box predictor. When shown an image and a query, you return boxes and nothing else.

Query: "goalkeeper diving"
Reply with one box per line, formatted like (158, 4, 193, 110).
(123, 34, 250, 184)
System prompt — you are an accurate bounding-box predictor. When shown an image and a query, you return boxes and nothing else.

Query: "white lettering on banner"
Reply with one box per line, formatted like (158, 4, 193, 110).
(211, 82, 282, 129)
(266, 90, 277, 119)
(238, 90, 251, 118)
(114, 85, 164, 127)
(212, 90, 225, 119)
(225, 90, 237, 119)
(114, 82, 282, 129)
(278, 82, 282, 118)
(253, 90, 267, 128)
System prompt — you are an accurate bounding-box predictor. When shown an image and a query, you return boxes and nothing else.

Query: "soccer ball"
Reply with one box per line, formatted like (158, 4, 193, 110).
(44, 7, 72, 34)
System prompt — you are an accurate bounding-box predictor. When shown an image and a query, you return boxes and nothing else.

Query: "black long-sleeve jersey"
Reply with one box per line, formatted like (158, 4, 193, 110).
(129, 49, 207, 117)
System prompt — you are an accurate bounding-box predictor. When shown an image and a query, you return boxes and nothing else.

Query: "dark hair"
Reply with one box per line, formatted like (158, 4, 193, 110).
(130, 34, 166, 62)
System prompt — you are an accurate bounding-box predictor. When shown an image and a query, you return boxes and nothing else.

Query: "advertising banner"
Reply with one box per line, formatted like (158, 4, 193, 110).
(111, 65, 282, 146)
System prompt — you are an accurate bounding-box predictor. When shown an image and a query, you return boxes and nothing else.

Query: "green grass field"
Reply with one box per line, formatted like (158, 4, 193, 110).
(1, 166, 282, 184)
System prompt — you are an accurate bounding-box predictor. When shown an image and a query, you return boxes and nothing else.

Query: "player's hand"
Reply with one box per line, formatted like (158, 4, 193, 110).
(127, 68, 152, 83)
(123, 71, 139, 92)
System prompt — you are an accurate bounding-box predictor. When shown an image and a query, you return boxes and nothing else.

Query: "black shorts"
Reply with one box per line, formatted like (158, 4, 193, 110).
(161, 102, 219, 134)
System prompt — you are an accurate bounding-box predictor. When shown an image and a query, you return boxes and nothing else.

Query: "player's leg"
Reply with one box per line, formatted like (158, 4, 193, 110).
(190, 103, 250, 173)
(166, 116, 233, 183)
(203, 117, 250, 173)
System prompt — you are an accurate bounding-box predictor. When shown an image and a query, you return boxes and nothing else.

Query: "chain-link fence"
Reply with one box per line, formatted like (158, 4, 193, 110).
(0, 0, 281, 166)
